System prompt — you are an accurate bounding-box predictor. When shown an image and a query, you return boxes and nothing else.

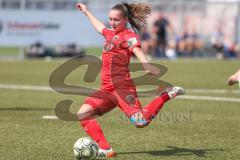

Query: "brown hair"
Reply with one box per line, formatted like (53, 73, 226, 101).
(111, 2, 151, 33)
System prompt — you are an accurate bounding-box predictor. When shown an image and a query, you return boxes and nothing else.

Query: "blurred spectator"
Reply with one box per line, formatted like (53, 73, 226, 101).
(25, 41, 53, 58)
(210, 27, 238, 59)
(235, 43, 240, 58)
(176, 29, 204, 57)
(193, 33, 204, 57)
(165, 39, 177, 60)
(210, 27, 224, 59)
(54, 43, 85, 57)
(25, 42, 85, 58)
(140, 26, 152, 55)
(223, 40, 238, 59)
(152, 13, 173, 57)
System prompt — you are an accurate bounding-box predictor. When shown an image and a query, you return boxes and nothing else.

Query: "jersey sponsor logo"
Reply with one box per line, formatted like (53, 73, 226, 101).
(127, 37, 137, 48)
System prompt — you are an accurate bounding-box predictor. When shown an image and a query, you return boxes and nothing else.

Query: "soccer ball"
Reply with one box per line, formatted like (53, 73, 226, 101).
(73, 137, 99, 160)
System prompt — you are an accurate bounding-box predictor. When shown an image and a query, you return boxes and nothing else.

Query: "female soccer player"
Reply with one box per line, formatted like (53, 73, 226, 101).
(76, 2, 185, 158)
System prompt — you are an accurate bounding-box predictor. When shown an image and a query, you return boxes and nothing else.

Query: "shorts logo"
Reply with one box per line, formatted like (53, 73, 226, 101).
(126, 94, 136, 105)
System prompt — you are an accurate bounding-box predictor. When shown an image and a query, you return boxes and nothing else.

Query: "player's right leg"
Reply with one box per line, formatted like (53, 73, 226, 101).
(77, 104, 96, 121)
(78, 104, 116, 158)
(78, 90, 118, 158)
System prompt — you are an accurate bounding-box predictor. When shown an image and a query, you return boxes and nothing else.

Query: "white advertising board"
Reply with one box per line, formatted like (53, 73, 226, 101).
(0, 11, 107, 47)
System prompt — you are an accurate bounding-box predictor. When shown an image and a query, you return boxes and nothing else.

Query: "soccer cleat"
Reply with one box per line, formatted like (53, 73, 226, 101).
(129, 111, 149, 128)
(96, 148, 117, 159)
(165, 86, 185, 99)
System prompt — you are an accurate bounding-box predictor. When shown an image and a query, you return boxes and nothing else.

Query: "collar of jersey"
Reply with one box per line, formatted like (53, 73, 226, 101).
(114, 28, 128, 35)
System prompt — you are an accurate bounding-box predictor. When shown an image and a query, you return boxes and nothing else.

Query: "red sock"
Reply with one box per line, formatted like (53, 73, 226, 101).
(80, 119, 111, 150)
(143, 93, 170, 121)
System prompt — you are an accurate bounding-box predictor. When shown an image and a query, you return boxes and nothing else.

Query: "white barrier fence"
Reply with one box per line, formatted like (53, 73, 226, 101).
(0, 10, 107, 47)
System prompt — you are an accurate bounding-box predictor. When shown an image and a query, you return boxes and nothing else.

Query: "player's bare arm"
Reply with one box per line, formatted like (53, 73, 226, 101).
(133, 47, 160, 75)
(76, 3, 105, 34)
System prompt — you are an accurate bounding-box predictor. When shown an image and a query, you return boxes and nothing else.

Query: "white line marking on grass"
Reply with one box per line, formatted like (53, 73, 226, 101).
(0, 84, 53, 92)
(0, 84, 239, 103)
(0, 84, 93, 93)
(178, 95, 240, 103)
(42, 115, 58, 119)
(186, 89, 240, 94)
(0, 84, 240, 94)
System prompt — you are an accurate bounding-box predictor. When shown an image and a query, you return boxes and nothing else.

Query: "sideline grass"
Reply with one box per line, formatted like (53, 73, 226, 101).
(0, 47, 20, 56)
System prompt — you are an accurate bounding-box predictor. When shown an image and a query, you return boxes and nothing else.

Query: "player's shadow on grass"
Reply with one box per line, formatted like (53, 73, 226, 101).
(0, 107, 52, 111)
(118, 146, 226, 157)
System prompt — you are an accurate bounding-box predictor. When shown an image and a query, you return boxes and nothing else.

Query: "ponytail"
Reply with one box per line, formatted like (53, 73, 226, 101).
(112, 2, 151, 33)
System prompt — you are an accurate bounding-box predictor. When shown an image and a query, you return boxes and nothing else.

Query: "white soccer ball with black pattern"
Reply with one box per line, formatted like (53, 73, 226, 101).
(73, 137, 99, 160)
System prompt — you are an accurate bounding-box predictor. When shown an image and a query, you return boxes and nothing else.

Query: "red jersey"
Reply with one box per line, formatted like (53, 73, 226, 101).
(101, 28, 141, 91)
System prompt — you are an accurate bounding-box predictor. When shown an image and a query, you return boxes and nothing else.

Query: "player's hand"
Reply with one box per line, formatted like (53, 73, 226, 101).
(76, 3, 88, 13)
(228, 75, 238, 86)
(143, 63, 160, 75)
(228, 70, 240, 86)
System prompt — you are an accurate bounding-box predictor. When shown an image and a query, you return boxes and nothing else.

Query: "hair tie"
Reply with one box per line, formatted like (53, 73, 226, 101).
(122, 3, 132, 18)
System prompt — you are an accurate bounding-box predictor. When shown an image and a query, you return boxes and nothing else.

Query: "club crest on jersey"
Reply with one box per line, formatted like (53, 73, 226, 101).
(103, 42, 115, 52)
(127, 37, 137, 48)
(113, 35, 119, 40)
(126, 94, 136, 106)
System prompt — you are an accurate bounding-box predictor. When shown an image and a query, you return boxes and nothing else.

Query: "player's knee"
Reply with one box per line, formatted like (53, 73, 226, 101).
(78, 104, 95, 121)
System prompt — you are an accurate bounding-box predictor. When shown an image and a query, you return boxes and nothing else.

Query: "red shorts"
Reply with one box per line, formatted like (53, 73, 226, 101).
(84, 87, 142, 117)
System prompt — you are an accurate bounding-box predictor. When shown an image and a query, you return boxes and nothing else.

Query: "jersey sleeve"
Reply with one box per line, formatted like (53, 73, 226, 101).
(126, 32, 141, 53)
(102, 28, 112, 39)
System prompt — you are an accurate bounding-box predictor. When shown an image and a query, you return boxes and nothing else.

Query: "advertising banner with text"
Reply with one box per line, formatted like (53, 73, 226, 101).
(0, 11, 107, 47)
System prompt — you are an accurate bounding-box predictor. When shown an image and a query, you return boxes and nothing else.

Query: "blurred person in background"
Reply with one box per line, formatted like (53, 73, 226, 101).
(25, 41, 53, 58)
(235, 43, 240, 58)
(165, 39, 177, 60)
(55, 43, 85, 57)
(140, 26, 153, 57)
(211, 26, 224, 59)
(176, 27, 203, 57)
(224, 39, 239, 59)
(211, 26, 238, 59)
(152, 13, 173, 57)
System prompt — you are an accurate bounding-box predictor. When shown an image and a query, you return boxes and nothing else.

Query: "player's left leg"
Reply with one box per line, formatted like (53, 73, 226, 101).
(114, 86, 185, 128)
(132, 86, 185, 127)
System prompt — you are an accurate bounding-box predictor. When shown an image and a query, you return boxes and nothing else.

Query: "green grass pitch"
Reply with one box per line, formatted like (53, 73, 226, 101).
(0, 57, 239, 160)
